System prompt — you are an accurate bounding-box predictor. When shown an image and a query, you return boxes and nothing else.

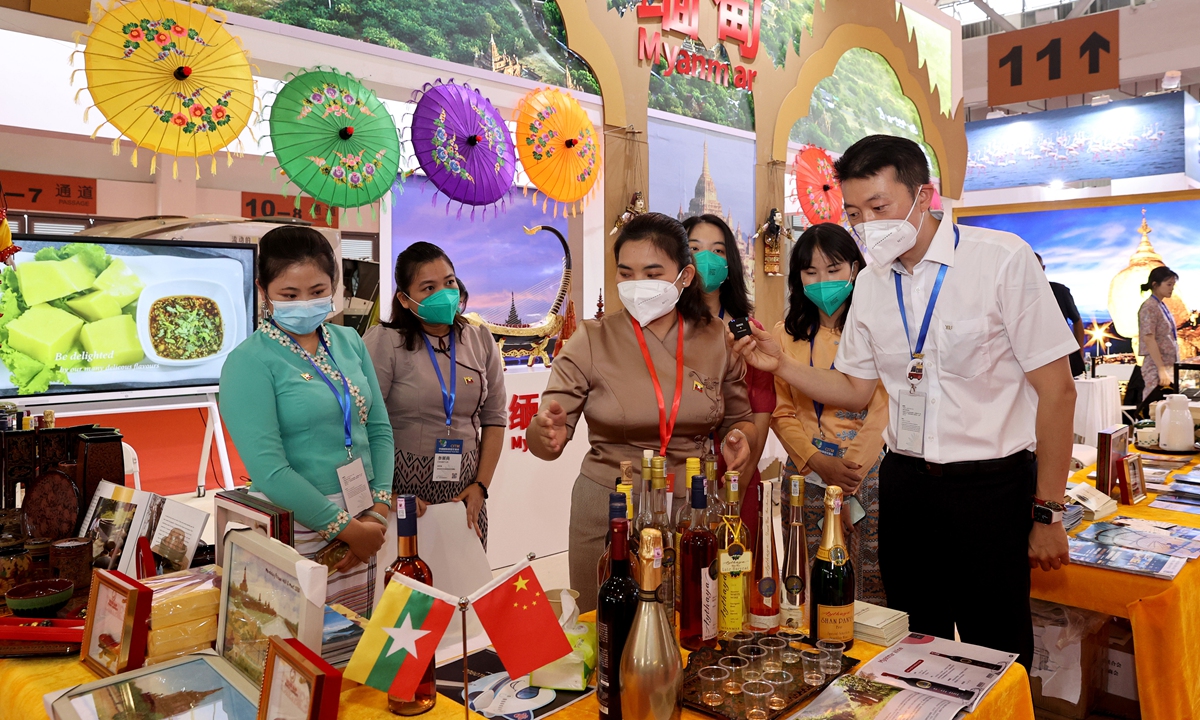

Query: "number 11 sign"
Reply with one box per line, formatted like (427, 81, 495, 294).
(987, 11, 1119, 107)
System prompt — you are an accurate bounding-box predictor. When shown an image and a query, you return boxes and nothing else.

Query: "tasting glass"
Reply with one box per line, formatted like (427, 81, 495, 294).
(698, 666, 729, 707)
(761, 670, 794, 710)
(757, 637, 788, 673)
(738, 644, 769, 673)
(777, 631, 804, 664)
(816, 640, 845, 675)
(741, 680, 774, 720)
(800, 649, 827, 686)
(717, 656, 750, 695)
(724, 631, 755, 655)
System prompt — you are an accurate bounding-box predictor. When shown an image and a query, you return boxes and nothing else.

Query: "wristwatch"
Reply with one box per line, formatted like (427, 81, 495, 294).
(1032, 497, 1065, 525)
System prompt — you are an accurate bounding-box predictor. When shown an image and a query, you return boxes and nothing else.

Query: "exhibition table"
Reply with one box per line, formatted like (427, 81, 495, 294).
(1072, 376, 1122, 446)
(1031, 459, 1200, 720)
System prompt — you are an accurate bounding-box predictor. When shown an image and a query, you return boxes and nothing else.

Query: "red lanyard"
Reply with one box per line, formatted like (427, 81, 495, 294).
(631, 312, 685, 458)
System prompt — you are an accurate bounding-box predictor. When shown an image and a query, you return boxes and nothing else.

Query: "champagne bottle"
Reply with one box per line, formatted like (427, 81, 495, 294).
(703, 443, 721, 532)
(747, 480, 780, 632)
(679, 475, 718, 650)
(779, 475, 808, 631)
(386, 495, 436, 716)
(674, 457, 701, 607)
(619, 529, 682, 720)
(649, 456, 675, 630)
(811, 485, 854, 649)
(597, 518, 640, 720)
(598, 491, 629, 587)
(716, 472, 750, 639)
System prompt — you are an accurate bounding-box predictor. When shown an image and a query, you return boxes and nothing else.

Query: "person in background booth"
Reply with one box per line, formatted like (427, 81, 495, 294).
(527, 212, 757, 612)
(683, 213, 776, 548)
(220, 226, 394, 617)
(1138, 265, 1180, 403)
(770, 223, 888, 605)
(1036, 253, 1087, 378)
(364, 241, 505, 549)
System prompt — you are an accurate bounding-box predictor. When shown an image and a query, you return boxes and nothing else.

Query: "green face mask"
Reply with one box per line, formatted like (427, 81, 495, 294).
(406, 288, 460, 326)
(693, 250, 729, 293)
(803, 277, 855, 316)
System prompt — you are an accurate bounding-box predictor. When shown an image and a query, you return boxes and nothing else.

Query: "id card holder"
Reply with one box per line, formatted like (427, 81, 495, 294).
(337, 456, 372, 517)
(434, 438, 464, 482)
(815, 439, 840, 457)
(897, 392, 927, 455)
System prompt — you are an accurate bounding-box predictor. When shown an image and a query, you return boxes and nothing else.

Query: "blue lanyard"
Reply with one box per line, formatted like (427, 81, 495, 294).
(809, 334, 836, 435)
(270, 320, 353, 456)
(422, 331, 457, 431)
(718, 307, 725, 320)
(1156, 297, 1177, 340)
(893, 226, 959, 360)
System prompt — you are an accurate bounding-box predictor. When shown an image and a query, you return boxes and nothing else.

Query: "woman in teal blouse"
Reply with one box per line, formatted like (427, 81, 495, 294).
(220, 226, 394, 616)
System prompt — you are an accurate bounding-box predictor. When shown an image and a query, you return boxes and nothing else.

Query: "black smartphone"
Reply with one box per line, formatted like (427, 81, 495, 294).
(729, 317, 753, 340)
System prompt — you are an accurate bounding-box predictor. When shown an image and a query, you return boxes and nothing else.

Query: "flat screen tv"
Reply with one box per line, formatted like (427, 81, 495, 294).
(2, 234, 256, 403)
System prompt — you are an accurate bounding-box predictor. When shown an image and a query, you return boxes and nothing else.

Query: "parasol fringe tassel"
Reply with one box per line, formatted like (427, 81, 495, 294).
(295, 195, 303, 210)
(195, 160, 201, 181)
(309, 204, 316, 219)
(150, 155, 157, 175)
(543, 197, 548, 214)
(211, 156, 217, 175)
(523, 185, 528, 198)
(130, 148, 137, 168)
(227, 150, 233, 168)
(70, 69, 86, 87)
(553, 202, 558, 219)
(470, 207, 476, 222)
(357, 207, 362, 226)
(371, 204, 377, 221)
(82, 106, 89, 122)
(326, 207, 333, 226)
(111, 136, 120, 155)
(172, 160, 178, 180)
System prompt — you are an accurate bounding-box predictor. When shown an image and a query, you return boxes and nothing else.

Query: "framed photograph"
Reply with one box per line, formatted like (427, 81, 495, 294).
(1119, 454, 1149, 505)
(1097, 425, 1130, 496)
(80, 569, 152, 677)
(51, 653, 259, 720)
(214, 490, 294, 566)
(259, 636, 342, 720)
(218, 529, 325, 689)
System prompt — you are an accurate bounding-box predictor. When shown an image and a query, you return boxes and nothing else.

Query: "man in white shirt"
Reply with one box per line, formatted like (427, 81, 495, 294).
(733, 135, 1078, 668)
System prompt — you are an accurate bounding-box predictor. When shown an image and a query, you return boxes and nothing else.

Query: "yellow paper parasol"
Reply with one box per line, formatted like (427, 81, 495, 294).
(513, 87, 601, 218)
(73, 0, 255, 178)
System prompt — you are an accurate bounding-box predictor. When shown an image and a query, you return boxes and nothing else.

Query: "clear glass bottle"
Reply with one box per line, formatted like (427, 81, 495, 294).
(679, 475, 718, 650)
(716, 472, 750, 640)
(747, 480, 780, 632)
(386, 495, 436, 715)
(619, 528, 682, 720)
(703, 442, 721, 532)
(597, 518, 640, 720)
(811, 485, 855, 650)
(634, 450, 654, 541)
(779, 475, 808, 631)
(649, 457, 675, 630)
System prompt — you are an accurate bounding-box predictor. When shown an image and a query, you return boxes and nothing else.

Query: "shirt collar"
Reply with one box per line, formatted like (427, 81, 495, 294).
(890, 210, 954, 274)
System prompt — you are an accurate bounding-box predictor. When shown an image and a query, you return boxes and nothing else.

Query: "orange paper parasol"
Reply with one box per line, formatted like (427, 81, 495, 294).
(73, 0, 255, 178)
(513, 87, 601, 218)
(793, 146, 843, 226)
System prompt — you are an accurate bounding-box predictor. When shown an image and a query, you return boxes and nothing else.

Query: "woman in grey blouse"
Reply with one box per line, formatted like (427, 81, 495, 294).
(364, 242, 506, 547)
(1137, 265, 1180, 401)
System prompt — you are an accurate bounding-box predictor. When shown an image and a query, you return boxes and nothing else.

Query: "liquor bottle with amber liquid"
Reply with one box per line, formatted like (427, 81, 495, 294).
(673, 457, 701, 606)
(598, 492, 629, 587)
(679, 475, 717, 650)
(649, 457, 675, 630)
(779, 475, 808, 631)
(716, 472, 750, 640)
(597, 518, 639, 720)
(386, 495, 436, 715)
(811, 485, 854, 650)
(747, 480, 780, 632)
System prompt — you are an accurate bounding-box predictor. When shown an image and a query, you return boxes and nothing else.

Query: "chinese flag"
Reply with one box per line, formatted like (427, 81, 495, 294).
(469, 561, 572, 678)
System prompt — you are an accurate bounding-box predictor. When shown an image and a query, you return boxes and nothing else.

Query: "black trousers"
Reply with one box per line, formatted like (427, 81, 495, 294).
(878, 451, 1036, 669)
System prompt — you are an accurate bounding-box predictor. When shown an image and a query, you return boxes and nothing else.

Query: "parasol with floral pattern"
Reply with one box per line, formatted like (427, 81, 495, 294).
(793, 146, 844, 226)
(513, 87, 601, 218)
(267, 68, 401, 223)
(73, 0, 254, 178)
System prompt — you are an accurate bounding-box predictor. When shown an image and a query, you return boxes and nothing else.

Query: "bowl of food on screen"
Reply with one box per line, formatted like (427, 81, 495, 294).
(136, 280, 236, 366)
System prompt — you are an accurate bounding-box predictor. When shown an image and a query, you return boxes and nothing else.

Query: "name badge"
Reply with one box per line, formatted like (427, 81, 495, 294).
(897, 392, 927, 455)
(815, 439, 840, 457)
(434, 438, 464, 482)
(337, 457, 372, 517)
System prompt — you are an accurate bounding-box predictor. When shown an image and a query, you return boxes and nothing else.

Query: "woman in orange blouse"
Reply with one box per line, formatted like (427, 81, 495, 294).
(771, 223, 888, 605)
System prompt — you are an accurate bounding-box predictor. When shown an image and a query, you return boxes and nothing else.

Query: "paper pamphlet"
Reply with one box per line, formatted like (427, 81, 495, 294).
(791, 674, 961, 720)
(857, 633, 1018, 712)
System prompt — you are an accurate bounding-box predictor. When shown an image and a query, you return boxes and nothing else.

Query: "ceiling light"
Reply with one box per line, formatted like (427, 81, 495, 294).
(986, 109, 1007, 119)
(1163, 70, 1182, 90)
(1090, 94, 1111, 106)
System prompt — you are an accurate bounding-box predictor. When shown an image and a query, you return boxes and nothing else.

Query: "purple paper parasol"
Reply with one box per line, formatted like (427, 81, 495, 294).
(411, 80, 516, 212)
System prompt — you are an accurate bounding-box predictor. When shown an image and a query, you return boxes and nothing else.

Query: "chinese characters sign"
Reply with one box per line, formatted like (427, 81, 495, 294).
(241, 192, 339, 229)
(508, 393, 539, 452)
(0, 170, 98, 215)
(637, 0, 761, 91)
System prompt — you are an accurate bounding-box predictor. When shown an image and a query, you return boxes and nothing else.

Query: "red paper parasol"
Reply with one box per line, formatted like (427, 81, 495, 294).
(793, 146, 843, 226)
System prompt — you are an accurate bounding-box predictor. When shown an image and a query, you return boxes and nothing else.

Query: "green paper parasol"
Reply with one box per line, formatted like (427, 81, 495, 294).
(268, 68, 401, 221)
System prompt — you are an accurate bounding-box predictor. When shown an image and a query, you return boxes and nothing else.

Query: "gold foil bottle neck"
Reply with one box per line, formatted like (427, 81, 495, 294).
(651, 463, 667, 491)
(817, 485, 848, 564)
(787, 474, 804, 507)
(724, 471, 740, 503)
(639, 528, 664, 591)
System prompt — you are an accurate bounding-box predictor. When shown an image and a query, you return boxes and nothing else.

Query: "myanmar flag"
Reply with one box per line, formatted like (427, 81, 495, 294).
(468, 560, 572, 679)
(345, 573, 457, 700)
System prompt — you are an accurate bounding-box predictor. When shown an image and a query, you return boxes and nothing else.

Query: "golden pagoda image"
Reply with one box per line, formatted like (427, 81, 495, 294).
(1106, 209, 1188, 343)
(676, 142, 754, 294)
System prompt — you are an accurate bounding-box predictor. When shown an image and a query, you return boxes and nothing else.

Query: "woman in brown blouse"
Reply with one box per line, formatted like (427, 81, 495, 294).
(364, 242, 506, 548)
(1137, 265, 1180, 402)
(527, 213, 757, 611)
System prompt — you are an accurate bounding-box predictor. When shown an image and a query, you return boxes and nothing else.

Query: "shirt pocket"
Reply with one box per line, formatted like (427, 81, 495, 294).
(936, 317, 991, 379)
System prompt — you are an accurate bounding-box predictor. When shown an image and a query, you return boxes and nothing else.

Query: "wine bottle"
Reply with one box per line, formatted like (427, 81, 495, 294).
(811, 485, 854, 649)
(674, 457, 701, 607)
(747, 480, 780, 632)
(649, 456, 675, 630)
(703, 443, 721, 532)
(598, 518, 640, 720)
(879, 673, 977, 703)
(779, 475, 808, 631)
(617, 461, 639, 584)
(619, 529, 682, 720)
(716, 472, 750, 639)
(679, 475, 718, 650)
(598, 491, 630, 587)
(386, 495, 436, 716)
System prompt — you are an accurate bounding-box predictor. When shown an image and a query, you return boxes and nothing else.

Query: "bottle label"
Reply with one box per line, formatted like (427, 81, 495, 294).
(597, 620, 612, 712)
(760, 498, 773, 608)
(758, 577, 777, 598)
(718, 569, 744, 634)
(701, 563, 718, 641)
(783, 574, 805, 598)
(747, 610, 780, 630)
(653, 547, 663, 569)
(791, 477, 801, 498)
(719, 547, 752, 574)
(817, 603, 855, 643)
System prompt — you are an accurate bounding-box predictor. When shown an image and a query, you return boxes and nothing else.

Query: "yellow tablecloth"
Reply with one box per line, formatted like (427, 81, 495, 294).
(1031, 459, 1200, 720)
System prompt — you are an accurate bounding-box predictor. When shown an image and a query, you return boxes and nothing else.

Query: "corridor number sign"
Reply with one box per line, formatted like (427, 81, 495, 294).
(987, 11, 1119, 107)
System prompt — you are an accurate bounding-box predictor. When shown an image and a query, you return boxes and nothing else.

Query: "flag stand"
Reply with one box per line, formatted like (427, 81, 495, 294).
(459, 596, 470, 720)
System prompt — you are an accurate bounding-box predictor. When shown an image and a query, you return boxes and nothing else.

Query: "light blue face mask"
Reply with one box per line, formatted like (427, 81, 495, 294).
(271, 296, 333, 334)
